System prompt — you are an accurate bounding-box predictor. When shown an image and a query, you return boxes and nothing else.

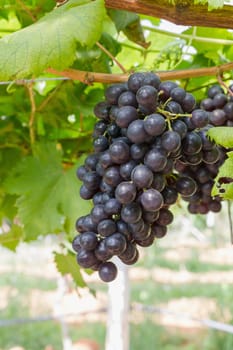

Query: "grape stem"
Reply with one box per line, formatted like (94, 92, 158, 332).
(26, 83, 36, 146)
(96, 42, 127, 74)
(216, 72, 233, 97)
(47, 61, 233, 85)
(157, 107, 192, 120)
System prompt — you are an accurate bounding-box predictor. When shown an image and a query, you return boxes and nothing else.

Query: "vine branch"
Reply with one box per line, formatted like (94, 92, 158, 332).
(105, 0, 233, 30)
(47, 61, 233, 85)
(27, 84, 36, 145)
(96, 42, 127, 74)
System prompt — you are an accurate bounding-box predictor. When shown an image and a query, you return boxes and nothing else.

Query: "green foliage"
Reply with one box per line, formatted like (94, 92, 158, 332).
(54, 251, 87, 287)
(212, 151, 233, 199)
(0, 0, 105, 79)
(207, 127, 233, 148)
(4, 143, 91, 240)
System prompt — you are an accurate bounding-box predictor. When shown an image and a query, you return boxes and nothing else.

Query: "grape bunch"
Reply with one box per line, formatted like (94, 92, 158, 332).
(72, 72, 228, 282)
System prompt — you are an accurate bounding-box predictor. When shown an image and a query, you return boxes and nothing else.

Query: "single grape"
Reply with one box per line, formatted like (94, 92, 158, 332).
(121, 202, 142, 224)
(105, 232, 127, 255)
(140, 189, 164, 211)
(157, 208, 174, 226)
(105, 84, 127, 105)
(127, 119, 149, 144)
(161, 131, 181, 153)
(128, 72, 145, 93)
(176, 176, 197, 197)
(93, 135, 109, 153)
(104, 198, 121, 215)
(144, 113, 166, 136)
(159, 81, 178, 101)
(144, 148, 167, 172)
(91, 204, 108, 224)
(151, 224, 167, 238)
(131, 164, 154, 189)
(182, 132, 202, 155)
(115, 181, 137, 204)
(191, 109, 209, 128)
(76, 165, 87, 181)
(77, 249, 99, 268)
(118, 91, 138, 108)
(170, 87, 186, 103)
(109, 140, 130, 164)
(97, 219, 117, 237)
(79, 231, 98, 251)
(115, 106, 138, 128)
(72, 235, 82, 252)
(98, 261, 118, 282)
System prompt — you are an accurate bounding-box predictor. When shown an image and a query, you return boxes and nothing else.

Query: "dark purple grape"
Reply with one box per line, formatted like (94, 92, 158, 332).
(144, 113, 166, 136)
(118, 91, 138, 108)
(195, 166, 211, 184)
(136, 85, 157, 106)
(209, 200, 221, 212)
(212, 93, 228, 108)
(151, 174, 166, 192)
(116, 220, 132, 241)
(131, 164, 153, 189)
(165, 101, 183, 114)
(144, 148, 167, 172)
(161, 131, 181, 152)
(85, 154, 99, 171)
(80, 185, 95, 200)
(121, 202, 142, 224)
(94, 101, 111, 120)
(82, 215, 97, 232)
(161, 186, 178, 205)
(161, 158, 174, 175)
(107, 123, 121, 138)
(103, 166, 122, 187)
(109, 140, 130, 164)
(76, 165, 87, 181)
(151, 224, 167, 238)
(181, 93, 196, 112)
(120, 247, 139, 264)
(207, 85, 224, 98)
(115, 181, 137, 204)
(99, 151, 113, 169)
(93, 135, 109, 153)
(182, 132, 202, 155)
(83, 171, 100, 191)
(115, 106, 138, 128)
(176, 176, 197, 197)
(159, 81, 178, 101)
(127, 119, 149, 144)
(91, 204, 108, 224)
(104, 198, 121, 215)
(79, 232, 98, 250)
(130, 143, 147, 161)
(224, 102, 233, 121)
(98, 261, 118, 282)
(128, 72, 145, 93)
(143, 210, 160, 224)
(72, 235, 82, 252)
(119, 160, 138, 180)
(170, 87, 186, 103)
(105, 83, 127, 104)
(191, 109, 209, 128)
(97, 219, 117, 237)
(95, 239, 113, 261)
(200, 98, 214, 111)
(142, 72, 161, 88)
(77, 249, 99, 268)
(136, 233, 155, 247)
(105, 233, 127, 255)
(157, 208, 174, 226)
(93, 120, 108, 136)
(141, 189, 164, 211)
(119, 242, 137, 262)
(203, 147, 220, 164)
(171, 119, 188, 139)
(209, 109, 227, 126)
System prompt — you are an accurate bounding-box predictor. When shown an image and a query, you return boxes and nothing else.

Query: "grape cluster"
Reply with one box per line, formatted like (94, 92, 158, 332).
(72, 72, 229, 282)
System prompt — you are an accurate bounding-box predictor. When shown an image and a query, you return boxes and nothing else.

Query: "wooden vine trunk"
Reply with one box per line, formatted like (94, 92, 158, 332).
(105, 0, 233, 30)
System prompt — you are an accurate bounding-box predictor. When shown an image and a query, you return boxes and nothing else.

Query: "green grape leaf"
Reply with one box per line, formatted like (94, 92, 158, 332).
(212, 151, 233, 200)
(107, 9, 149, 48)
(0, 0, 105, 80)
(207, 127, 233, 148)
(194, 0, 225, 9)
(4, 143, 91, 240)
(54, 251, 86, 288)
(0, 224, 23, 251)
